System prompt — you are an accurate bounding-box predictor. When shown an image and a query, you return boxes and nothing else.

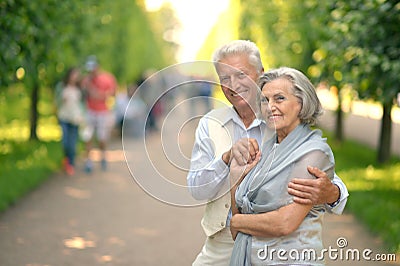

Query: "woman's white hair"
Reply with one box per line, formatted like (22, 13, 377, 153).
(258, 67, 323, 125)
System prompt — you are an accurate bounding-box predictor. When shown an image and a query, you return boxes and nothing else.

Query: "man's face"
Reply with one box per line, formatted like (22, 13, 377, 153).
(216, 53, 260, 112)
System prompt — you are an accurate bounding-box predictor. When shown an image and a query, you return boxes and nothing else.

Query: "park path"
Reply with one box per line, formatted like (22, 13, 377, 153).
(318, 109, 400, 157)
(0, 108, 399, 265)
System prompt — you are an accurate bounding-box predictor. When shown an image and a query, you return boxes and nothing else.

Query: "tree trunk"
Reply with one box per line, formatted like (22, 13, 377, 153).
(29, 80, 39, 141)
(335, 103, 344, 142)
(377, 101, 392, 163)
(334, 89, 344, 142)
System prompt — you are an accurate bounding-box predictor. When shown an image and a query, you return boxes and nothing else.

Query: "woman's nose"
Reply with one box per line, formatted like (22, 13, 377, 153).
(268, 101, 276, 110)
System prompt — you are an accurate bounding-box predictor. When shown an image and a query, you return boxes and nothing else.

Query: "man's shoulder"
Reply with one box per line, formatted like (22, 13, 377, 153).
(96, 71, 115, 81)
(205, 106, 233, 120)
(96, 72, 117, 88)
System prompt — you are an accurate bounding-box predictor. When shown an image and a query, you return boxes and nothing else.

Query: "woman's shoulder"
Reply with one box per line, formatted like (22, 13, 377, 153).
(297, 127, 335, 161)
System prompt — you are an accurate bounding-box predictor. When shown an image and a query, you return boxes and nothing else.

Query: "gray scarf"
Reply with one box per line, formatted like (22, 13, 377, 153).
(230, 124, 335, 265)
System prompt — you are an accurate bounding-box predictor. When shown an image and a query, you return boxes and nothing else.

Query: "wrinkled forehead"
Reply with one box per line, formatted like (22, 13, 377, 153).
(215, 65, 242, 78)
(215, 53, 253, 71)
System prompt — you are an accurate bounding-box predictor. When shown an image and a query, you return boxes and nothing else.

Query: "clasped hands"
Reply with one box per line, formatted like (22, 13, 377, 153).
(227, 138, 261, 189)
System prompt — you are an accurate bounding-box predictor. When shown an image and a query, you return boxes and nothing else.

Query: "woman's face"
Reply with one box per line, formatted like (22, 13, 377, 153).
(260, 77, 302, 141)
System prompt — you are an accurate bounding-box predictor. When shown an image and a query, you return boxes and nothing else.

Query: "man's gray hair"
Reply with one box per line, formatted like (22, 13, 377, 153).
(258, 67, 323, 125)
(212, 40, 264, 72)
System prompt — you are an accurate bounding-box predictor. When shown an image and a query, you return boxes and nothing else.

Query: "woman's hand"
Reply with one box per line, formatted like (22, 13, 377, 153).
(230, 218, 239, 240)
(229, 153, 260, 189)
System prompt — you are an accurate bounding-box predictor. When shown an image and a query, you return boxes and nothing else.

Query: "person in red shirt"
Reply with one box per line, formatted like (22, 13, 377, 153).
(81, 56, 117, 172)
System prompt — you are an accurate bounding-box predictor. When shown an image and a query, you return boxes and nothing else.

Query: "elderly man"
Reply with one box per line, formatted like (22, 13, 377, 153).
(187, 40, 348, 265)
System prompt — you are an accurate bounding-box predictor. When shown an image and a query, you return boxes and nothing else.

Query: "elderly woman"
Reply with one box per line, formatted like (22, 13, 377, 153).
(229, 67, 335, 265)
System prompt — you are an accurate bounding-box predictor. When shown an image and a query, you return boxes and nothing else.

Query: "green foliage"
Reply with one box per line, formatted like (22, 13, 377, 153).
(238, 0, 316, 71)
(88, 0, 179, 84)
(237, 0, 400, 162)
(311, 0, 400, 103)
(0, 0, 178, 141)
(0, 140, 62, 213)
(146, 2, 180, 65)
(0, 0, 177, 88)
(0, 84, 29, 124)
(325, 132, 400, 253)
(0, 85, 60, 141)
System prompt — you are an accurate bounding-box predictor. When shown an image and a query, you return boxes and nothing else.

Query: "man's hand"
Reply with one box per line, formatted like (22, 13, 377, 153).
(288, 166, 339, 205)
(232, 138, 260, 165)
(222, 138, 259, 166)
(228, 138, 261, 187)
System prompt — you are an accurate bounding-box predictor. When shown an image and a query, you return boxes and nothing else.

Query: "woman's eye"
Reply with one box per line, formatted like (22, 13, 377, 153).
(275, 96, 285, 102)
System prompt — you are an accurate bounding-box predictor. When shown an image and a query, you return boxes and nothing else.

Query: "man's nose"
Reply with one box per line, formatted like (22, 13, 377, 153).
(230, 75, 241, 91)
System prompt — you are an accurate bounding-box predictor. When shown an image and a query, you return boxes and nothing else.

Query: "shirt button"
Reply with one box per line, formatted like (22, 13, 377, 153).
(225, 204, 229, 208)
(221, 222, 225, 227)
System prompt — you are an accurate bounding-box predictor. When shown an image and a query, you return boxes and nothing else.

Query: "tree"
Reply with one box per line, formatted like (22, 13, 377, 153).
(1, 0, 178, 141)
(0, 0, 100, 139)
(307, 1, 354, 142)
(236, 0, 400, 163)
(316, 0, 400, 163)
(0, 0, 83, 139)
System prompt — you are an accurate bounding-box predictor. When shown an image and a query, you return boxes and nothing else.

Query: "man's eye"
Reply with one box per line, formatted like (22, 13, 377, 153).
(220, 77, 230, 84)
(238, 72, 247, 79)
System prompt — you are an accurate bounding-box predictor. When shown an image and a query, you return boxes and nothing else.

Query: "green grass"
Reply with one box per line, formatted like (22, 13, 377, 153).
(0, 85, 63, 212)
(325, 133, 400, 254)
(0, 140, 63, 212)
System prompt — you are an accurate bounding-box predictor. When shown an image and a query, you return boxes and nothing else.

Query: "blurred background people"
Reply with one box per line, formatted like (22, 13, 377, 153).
(81, 56, 117, 173)
(138, 69, 166, 133)
(55, 67, 85, 175)
(187, 75, 213, 117)
(115, 82, 147, 138)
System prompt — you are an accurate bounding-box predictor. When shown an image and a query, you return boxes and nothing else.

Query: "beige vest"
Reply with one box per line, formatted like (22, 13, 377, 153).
(201, 108, 235, 237)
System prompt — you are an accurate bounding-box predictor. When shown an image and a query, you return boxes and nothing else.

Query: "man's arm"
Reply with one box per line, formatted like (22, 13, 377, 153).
(187, 117, 231, 200)
(230, 202, 312, 238)
(288, 166, 349, 214)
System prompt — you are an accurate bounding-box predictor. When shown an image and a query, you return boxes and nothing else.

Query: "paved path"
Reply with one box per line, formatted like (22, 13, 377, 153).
(318, 109, 400, 157)
(0, 112, 399, 265)
(0, 135, 205, 266)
